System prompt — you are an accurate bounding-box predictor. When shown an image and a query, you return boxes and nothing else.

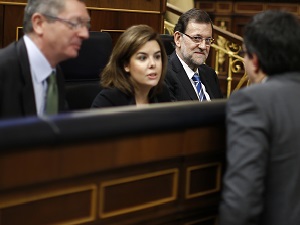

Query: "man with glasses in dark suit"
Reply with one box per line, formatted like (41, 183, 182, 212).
(165, 8, 223, 102)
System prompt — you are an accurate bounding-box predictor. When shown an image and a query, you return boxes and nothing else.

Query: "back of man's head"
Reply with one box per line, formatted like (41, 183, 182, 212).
(243, 10, 300, 76)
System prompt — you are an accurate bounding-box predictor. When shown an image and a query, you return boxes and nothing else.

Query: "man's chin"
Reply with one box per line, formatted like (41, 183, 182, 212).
(192, 59, 206, 67)
(68, 50, 80, 58)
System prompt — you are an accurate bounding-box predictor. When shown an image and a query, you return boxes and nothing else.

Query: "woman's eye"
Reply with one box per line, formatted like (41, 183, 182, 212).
(155, 54, 161, 60)
(138, 55, 147, 61)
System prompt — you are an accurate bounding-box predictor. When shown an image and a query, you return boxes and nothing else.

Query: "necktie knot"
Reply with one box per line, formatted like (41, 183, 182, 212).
(192, 73, 200, 86)
(47, 72, 56, 86)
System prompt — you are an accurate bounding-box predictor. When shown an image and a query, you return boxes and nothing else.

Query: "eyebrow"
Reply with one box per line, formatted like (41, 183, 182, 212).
(136, 50, 161, 55)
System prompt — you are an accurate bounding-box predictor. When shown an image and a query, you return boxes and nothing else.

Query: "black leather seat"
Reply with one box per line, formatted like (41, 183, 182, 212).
(160, 34, 175, 55)
(60, 31, 112, 110)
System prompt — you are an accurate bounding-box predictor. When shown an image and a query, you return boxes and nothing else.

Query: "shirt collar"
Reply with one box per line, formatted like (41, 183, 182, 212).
(23, 35, 54, 83)
(176, 53, 198, 79)
(262, 76, 268, 83)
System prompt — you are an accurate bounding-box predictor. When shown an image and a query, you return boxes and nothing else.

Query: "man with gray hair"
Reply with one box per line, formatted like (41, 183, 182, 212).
(0, 0, 90, 119)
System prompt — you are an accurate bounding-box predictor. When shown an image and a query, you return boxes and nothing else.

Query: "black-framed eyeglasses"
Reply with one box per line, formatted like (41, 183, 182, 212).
(43, 14, 91, 30)
(180, 32, 214, 46)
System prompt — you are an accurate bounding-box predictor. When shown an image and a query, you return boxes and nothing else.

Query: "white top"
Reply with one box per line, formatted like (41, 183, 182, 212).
(24, 35, 55, 116)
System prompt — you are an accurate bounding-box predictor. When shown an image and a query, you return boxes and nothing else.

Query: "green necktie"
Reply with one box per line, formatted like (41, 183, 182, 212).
(45, 71, 58, 115)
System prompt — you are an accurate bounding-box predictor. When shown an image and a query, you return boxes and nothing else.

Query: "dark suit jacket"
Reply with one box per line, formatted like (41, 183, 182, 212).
(0, 38, 66, 119)
(165, 51, 223, 101)
(219, 73, 300, 225)
(91, 85, 171, 108)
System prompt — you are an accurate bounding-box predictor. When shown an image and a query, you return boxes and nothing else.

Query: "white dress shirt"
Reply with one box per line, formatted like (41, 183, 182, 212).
(23, 35, 55, 116)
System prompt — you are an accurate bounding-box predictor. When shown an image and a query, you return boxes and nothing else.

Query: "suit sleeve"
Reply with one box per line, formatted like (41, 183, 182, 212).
(219, 90, 269, 225)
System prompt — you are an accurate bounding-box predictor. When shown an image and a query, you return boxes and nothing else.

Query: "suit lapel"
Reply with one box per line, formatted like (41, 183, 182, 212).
(198, 65, 214, 98)
(171, 53, 198, 100)
(16, 38, 37, 115)
(56, 66, 66, 110)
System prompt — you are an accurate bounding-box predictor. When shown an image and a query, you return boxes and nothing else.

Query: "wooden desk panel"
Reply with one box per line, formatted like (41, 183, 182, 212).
(0, 127, 225, 225)
(0, 0, 166, 48)
(0, 100, 226, 225)
(85, 0, 163, 12)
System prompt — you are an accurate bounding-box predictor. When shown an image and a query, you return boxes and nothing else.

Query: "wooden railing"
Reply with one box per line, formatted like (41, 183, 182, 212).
(165, 3, 248, 97)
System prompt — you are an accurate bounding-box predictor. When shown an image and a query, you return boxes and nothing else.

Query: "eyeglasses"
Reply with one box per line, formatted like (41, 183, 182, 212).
(43, 14, 91, 30)
(180, 32, 214, 46)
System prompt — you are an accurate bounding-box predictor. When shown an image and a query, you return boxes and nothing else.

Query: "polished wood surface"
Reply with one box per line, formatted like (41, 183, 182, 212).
(195, 0, 300, 36)
(0, 100, 226, 225)
(0, 0, 166, 47)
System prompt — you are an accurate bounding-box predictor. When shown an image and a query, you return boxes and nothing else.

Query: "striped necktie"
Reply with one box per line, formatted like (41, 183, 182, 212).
(192, 73, 206, 101)
(45, 71, 58, 115)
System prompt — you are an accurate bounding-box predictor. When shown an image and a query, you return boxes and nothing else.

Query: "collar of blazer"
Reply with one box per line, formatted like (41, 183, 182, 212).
(169, 52, 200, 100)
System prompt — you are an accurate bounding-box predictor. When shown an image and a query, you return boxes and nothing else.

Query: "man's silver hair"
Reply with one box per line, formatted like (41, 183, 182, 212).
(23, 0, 67, 33)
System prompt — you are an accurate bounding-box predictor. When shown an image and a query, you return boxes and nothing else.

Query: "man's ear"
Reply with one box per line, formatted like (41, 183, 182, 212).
(174, 31, 181, 48)
(248, 53, 266, 84)
(31, 13, 45, 35)
(251, 53, 260, 73)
